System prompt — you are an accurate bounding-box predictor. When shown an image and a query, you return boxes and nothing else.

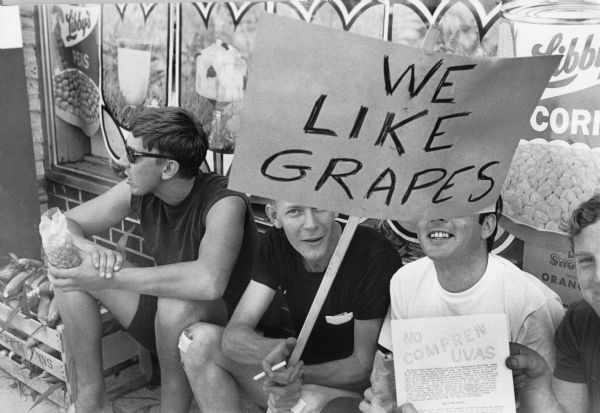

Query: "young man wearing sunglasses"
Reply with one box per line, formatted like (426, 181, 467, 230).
(47, 107, 257, 413)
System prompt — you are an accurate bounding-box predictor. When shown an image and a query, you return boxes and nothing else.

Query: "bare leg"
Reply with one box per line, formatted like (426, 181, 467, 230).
(155, 298, 228, 413)
(56, 287, 139, 413)
(180, 322, 267, 413)
(56, 289, 108, 413)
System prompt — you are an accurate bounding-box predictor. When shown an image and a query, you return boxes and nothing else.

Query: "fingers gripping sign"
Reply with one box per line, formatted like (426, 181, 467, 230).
(262, 337, 297, 381)
(506, 342, 551, 391)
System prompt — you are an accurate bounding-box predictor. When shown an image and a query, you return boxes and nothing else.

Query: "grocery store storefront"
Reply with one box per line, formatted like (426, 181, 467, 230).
(8, 0, 598, 310)
(28, 0, 508, 264)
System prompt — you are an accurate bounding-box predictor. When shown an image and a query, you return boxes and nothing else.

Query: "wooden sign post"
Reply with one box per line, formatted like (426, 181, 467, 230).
(287, 216, 360, 366)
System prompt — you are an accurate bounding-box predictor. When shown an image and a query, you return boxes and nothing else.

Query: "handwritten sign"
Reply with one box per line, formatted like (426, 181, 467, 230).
(391, 314, 515, 412)
(229, 14, 559, 221)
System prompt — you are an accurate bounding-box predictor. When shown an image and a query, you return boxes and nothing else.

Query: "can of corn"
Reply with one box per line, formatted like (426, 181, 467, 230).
(498, 0, 600, 147)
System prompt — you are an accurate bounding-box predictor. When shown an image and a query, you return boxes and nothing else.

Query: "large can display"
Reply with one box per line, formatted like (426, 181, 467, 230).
(499, 0, 600, 147)
(500, 0, 600, 237)
(499, 0, 600, 306)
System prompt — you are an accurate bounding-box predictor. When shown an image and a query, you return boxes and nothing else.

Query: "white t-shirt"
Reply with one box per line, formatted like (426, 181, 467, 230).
(378, 253, 565, 369)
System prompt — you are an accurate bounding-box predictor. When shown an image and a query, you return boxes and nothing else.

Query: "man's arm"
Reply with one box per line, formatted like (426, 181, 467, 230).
(302, 318, 382, 390)
(222, 280, 286, 365)
(552, 377, 589, 413)
(50, 195, 247, 301)
(65, 180, 132, 240)
(507, 342, 589, 413)
(62, 180, 132, 276)
(516, 301, 564, 371)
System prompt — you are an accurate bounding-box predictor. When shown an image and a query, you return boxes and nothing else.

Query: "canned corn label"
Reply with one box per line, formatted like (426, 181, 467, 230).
(501, 1, 600, 148)
(523, 242, 582, 306)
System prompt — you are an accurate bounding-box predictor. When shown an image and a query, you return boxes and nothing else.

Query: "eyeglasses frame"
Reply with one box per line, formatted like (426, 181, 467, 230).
(125, 144, 174, 164)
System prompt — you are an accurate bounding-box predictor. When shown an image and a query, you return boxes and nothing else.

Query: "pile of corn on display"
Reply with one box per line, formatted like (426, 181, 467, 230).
(502, 139, 600, 233)
(0, 253, 60, 328)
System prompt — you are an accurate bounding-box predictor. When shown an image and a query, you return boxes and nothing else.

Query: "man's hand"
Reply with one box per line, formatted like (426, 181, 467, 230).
(506, 342, 551, 391)
(75, 241, 124, 279)
(262, 337, 304, 412)
(264, 364, 304, 413)
(48, 251, 115, 292)
(89, 245, 123, 279)
(262, 337, 297, 379)
(359, 388, 389, 413)
(359, 389, 417, 413)
(399, 403, 418, 413)
(360, 351, 397, 413)
(506, 342, 570, 413)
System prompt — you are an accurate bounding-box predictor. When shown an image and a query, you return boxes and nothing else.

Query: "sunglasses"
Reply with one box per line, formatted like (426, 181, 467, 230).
(125, 145, 173, 164)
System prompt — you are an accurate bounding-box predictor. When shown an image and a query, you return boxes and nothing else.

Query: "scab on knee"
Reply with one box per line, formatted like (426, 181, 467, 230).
(178, 328, 193, 354)
(178, 322, 222, 371)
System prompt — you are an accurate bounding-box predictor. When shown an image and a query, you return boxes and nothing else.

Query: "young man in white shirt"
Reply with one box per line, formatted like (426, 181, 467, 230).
(359, 199, 564, 413)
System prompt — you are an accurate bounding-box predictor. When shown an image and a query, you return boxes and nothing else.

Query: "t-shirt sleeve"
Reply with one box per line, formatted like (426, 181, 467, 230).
(250, 229, 283, 291)
(377, 308, 393, 354)
(554, 303, 587, 384)
(516, 302, 563, 371)
(353, 245, 402, 321)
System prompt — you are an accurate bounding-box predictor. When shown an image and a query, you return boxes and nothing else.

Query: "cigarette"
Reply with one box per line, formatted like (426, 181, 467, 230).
(253, 360, 286, 381)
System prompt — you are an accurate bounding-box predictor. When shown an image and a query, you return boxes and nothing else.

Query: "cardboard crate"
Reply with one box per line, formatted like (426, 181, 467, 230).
(0, 301, 152, 408)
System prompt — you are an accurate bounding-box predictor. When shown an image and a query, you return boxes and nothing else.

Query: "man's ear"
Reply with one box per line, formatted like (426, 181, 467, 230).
(161, 159, 180, 180)
(481, 213, 497, 241)
(265, 204, 281, 228)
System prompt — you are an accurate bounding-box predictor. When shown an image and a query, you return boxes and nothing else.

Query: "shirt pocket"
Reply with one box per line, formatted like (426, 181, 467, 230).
(325, 311, 354, 325)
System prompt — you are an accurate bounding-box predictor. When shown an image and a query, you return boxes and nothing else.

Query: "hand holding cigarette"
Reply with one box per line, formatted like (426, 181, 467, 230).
(255, 337, 302, 381)
(253, 360, 286, 381)
(258, 338, 305, 413)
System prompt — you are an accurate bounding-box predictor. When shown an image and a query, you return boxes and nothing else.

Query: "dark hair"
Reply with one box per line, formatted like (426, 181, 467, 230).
(478, 196, 503, 252)
(568, 194, 600, 246)
(130, 107, 208, 179)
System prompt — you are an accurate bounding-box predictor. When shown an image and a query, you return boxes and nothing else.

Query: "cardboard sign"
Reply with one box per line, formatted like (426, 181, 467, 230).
(523, 242, 582, 307)
(391, 314, 515, 412)
(229, 14, 559, 221)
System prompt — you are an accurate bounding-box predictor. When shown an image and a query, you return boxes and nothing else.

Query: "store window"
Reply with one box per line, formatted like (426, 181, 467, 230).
(40, 0, 500, 188)
(41, 4, 168, 186)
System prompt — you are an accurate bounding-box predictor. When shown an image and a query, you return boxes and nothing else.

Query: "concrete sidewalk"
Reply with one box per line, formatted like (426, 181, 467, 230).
(0, 366, 263, 413)
(0, 367, 163, 413)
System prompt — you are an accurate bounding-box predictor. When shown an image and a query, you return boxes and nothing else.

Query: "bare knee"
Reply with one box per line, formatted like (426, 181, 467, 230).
(156, 298, 200, 331)
(300, 385, 361, 413)
(156, 298, 226, 332)
(180, 322, 223, 373)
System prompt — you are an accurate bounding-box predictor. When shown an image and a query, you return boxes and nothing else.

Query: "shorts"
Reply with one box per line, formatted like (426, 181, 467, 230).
(126, 294, 158, 355)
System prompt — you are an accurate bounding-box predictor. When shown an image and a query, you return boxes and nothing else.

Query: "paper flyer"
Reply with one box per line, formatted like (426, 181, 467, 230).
(391, 314, 515, 413)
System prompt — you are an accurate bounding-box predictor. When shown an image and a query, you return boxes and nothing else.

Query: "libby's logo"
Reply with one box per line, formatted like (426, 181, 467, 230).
(64, 9, 91, 42)
(532, 33, 600, 89)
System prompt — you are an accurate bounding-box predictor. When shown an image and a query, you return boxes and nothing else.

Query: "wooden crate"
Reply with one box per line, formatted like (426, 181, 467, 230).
(0, 301, 152, 409)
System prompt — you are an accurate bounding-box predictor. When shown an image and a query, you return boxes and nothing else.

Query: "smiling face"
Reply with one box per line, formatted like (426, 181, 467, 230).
(267, 201, 340, 272)
(116, 133, 165, 196)
(574, 220, 600, 317)
(416, 215, 494, 263)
